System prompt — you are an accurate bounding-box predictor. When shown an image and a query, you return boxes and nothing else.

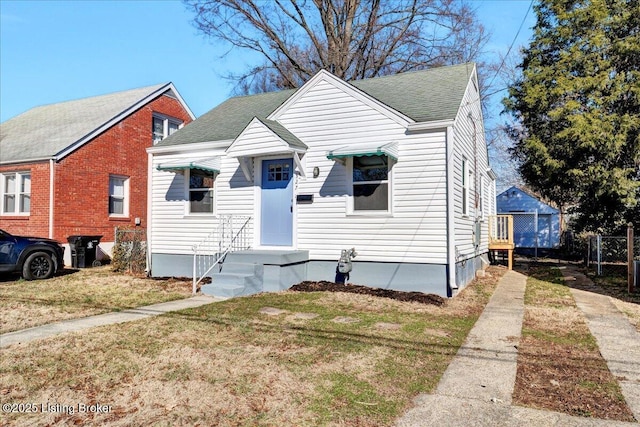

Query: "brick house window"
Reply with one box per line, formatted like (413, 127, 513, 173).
(1, 172, 30, 215)
(188, 169, 215, 214)
(109, 175, 129, 216)
(152, 115, 182, 144)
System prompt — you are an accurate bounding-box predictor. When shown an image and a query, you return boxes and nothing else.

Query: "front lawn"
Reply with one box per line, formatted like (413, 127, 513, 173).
(0, 266, 192, 334)
(0, 267, 504, 426)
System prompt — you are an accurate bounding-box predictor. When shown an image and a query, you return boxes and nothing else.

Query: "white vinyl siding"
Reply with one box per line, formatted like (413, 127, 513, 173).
(149, 72, 488, 266)
(227, 120, 294, 158)
(276, 79, 448, 263)
(452, 74, 491, 259)
(151, 151, 254, 255)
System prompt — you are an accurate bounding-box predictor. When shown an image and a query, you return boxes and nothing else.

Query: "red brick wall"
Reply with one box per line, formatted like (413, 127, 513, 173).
(0, 162, 50, 237)
(1, 93, 192, 244)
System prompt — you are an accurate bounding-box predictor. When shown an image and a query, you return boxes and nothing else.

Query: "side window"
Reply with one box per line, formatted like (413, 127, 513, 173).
(152, 114, 183, 144)
(189, 169, 215, 214)
(462, 157, 469, 216)
(352, 155, 389, 212)
(109, 175, 129, 216)
(1, 172, 30, 215)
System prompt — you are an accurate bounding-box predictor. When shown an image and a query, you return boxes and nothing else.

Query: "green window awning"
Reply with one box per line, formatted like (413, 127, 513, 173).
(326, 141, 398, 161)
(156, 157, 221, 173)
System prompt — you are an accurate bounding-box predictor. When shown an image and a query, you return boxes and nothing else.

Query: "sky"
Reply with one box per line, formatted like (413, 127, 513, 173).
(0, 0, 537, 124)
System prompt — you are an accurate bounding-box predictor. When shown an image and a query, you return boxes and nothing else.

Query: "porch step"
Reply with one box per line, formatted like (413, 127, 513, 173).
(218, 262, 263, 275)
(225, 250, 309, 265)
(201, 266, 263, 298)
(201, 273, 262, 298)
(199, 250, 310, 298)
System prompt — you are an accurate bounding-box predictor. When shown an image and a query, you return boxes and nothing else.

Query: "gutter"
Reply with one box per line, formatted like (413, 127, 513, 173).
(146, 151, 154, 276)
(0, 156, 54, 166)
(147, 140, 232, 155)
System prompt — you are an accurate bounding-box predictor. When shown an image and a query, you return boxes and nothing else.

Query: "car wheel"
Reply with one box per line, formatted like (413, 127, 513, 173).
(22, 252, 55, 280)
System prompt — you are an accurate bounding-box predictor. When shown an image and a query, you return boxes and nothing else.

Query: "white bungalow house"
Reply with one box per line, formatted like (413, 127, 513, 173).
(147, 63, 496, 298)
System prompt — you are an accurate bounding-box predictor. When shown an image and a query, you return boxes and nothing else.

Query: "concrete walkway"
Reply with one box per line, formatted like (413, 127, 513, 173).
(396, 268, 639, 426)
(560, 265, 640, 421)
(0, 295, 223, 348)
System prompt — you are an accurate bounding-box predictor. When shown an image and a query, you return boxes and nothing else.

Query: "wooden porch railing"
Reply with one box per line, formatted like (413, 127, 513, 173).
(488, 215, 514, 269)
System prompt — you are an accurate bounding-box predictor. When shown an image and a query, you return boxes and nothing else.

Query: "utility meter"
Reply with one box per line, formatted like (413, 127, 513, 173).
(335, 248, 357, 283)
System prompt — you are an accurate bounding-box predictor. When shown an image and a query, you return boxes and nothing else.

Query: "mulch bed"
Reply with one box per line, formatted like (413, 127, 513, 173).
(290, 281, 446, 306)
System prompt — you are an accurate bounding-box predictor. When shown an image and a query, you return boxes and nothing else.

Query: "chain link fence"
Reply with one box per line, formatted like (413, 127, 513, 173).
(510, 212, 558, 257)
(587, 233, 640, 277)
(112, 227, 147, 275)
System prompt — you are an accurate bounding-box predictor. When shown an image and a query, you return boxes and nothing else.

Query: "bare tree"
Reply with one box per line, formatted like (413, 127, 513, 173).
(185, 0, 489, 93)
(483, 52, 525, 191)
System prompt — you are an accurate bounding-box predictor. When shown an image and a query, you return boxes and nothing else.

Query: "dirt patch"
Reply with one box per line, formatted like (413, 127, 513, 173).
(513, 264, 636, 422)
(290, 281, 446, 306)
(514, 336, 635, 421)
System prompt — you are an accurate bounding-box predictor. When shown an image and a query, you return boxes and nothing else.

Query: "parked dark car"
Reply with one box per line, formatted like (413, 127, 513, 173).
(0, 229, 65, 280)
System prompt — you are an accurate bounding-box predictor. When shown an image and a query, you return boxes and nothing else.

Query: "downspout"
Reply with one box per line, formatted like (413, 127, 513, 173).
(446, 126, 457, 296)
(49, 159, 55, 239)
(146, 152, 153, 276)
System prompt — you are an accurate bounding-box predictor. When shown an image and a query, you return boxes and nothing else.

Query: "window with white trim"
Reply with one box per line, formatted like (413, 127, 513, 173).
(152, 115, 182, 144)
(351, 155, 390, 212)
(109, 175, 129, 216)
(188, 169, 215, 214)
(1, 172, 30, 215)
(462, 157, 469, 216)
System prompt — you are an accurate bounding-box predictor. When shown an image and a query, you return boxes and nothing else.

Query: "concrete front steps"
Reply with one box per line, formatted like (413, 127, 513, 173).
(200, 250, 309, 298)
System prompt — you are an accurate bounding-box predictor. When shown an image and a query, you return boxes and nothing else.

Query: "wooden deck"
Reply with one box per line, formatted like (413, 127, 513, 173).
(488, 215, 515, 269)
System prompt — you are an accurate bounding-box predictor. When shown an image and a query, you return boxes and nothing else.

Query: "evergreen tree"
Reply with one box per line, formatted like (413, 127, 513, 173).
(504, 0, 640, 233)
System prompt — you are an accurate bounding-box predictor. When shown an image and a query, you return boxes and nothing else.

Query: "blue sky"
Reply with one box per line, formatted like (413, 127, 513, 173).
(0, 0, 536, 123)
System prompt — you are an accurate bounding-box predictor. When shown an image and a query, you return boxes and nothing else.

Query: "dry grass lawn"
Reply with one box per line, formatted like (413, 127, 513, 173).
(0, 266, 192, 334)
(513, 265, 635, 422)
(590, 273, 640, 332)
(0, 266, 505, 426)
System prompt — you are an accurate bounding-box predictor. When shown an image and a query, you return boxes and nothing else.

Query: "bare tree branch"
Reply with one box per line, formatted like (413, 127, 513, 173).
(185, 0, 489, 93)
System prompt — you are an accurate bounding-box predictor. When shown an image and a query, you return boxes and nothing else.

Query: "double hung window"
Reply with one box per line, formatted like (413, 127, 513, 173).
(189, 169, 215, 214)
(109, 175, 129, 216)
(352, 155, 389, 212)
(152, 115, 182, 144)
(1, 172, 30, 215)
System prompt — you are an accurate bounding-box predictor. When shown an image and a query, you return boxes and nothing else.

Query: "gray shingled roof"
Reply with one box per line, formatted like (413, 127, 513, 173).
(157, 89, 295, 147)
(0, 83, 170, 163)
(259, 119, 308, 150)
(351, 62, 474, 123)
(156, 63, 474, 148)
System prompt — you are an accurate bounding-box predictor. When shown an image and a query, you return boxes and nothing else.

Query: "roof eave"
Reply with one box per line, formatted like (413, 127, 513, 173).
(147, 140, 233, 155)
(406, 119, 455, 132)
(0, 156, 55, 166)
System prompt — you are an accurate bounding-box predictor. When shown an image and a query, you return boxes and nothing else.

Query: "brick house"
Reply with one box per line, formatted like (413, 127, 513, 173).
(0, 83, 194, 264)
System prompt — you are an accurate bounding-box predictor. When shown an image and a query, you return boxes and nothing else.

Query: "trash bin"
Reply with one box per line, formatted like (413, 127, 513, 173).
(67, 235, 102, 268)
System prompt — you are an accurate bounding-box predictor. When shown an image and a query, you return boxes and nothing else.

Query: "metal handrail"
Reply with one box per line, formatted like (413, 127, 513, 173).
(192, 215, 252, 294)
